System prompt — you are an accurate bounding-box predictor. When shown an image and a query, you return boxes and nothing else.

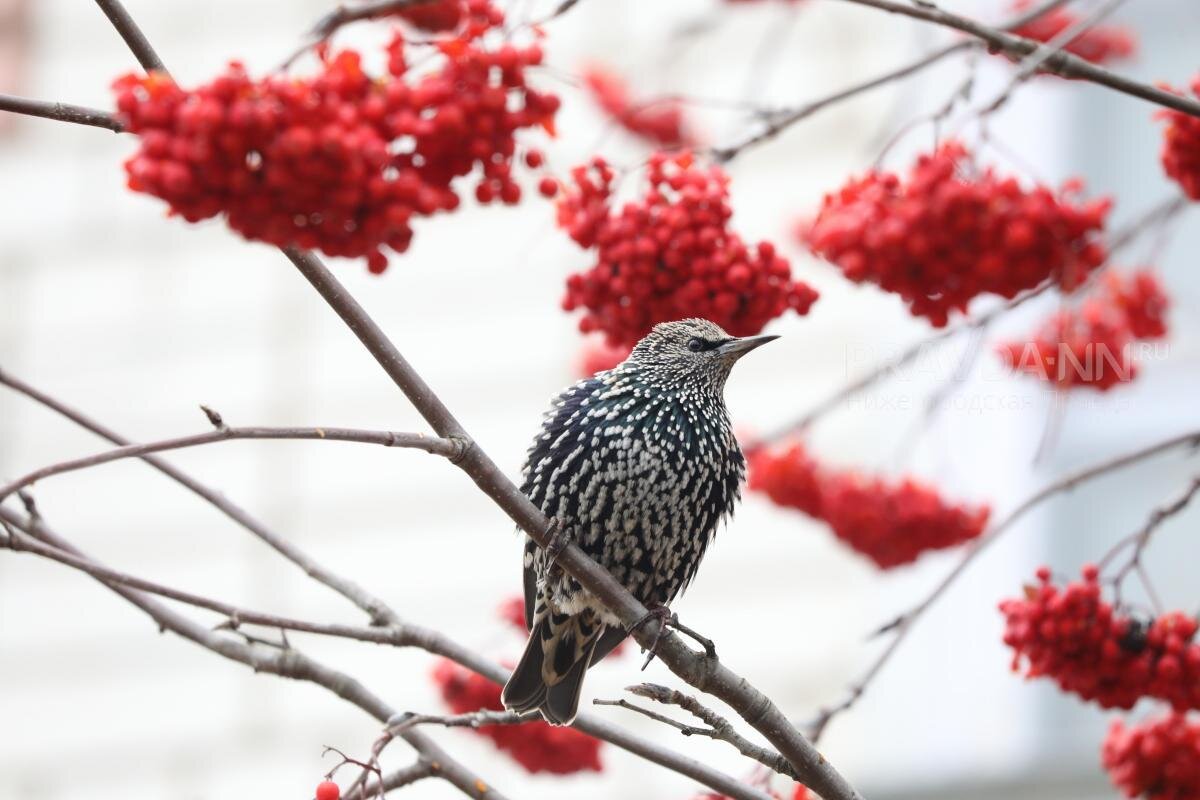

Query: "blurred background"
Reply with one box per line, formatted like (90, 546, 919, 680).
(1, 0, 1198, 798)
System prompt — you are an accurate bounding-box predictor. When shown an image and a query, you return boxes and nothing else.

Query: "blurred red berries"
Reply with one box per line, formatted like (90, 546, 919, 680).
(560, 152, 818, 347)
(1157, 75, 1200, 201)
(582, 65, 695, 148)
(800, 141, 1111, 326)
(1000, 566, 1200, 710)
(576, 338, 632, 376)
(431, 660, 604, 774)
(748, 441, 990, 568)
(1008, 0, 1137, 66)
(113, 0, 558, 273)
(1103, 712, 1200, 800)
(996, 269, 1169, 391)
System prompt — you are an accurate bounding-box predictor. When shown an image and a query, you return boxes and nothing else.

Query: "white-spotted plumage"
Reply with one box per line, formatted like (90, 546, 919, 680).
(501, 319, 772, 725)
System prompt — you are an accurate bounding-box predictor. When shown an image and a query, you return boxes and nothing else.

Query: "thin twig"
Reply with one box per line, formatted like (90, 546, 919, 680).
(0, 425, 462, 503)
(616, 683, 804, 782)
(93, 0, 166, 71)
(0, 94, 123, 131)
(803, 428, 1200, 743)
(832, 0, 1200, 118)
(347, 760, 436, 800)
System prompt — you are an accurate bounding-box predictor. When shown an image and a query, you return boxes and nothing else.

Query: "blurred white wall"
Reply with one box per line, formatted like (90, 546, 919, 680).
(1, 1, 1197, 799)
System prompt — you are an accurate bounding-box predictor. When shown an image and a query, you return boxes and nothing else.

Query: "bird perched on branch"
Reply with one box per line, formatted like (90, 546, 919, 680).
(501, 318, 778, 725)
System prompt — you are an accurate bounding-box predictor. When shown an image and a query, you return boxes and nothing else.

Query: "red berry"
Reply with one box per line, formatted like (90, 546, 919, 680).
(111, 2, 557, 276)
(557, 152, 817, 347)
(537, 176, 558, 198)
(315, 780, 340, 800)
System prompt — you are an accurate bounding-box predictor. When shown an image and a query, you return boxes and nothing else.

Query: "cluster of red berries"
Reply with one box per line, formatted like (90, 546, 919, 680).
(997, 268, 1169, 391)
(559, 152, 819, 347)
(1103, 712, 1200, 799)
(1157, 75, 1200, 201)
(1008, 0, 1137, 66)
(1000, 566, 1200, 710)
(430, 659, 604, 774)
(113, 0, 558, 274)
(799, 141, 1111, 326)
(748, 441, 990, 568)
(581, 65, 695, 148)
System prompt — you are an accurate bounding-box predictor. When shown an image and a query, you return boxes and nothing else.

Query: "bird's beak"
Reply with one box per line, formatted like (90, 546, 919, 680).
(717, 334, 779, 359)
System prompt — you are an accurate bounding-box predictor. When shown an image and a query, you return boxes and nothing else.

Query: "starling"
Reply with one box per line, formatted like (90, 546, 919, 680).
(501, 318, 777, 725)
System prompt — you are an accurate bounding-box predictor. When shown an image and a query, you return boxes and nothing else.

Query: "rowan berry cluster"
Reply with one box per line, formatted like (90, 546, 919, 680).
(1103, 712, 1200, 799)
(1157, 75, 1200, 201)
(800, 141, 1111, 326)
(1008, 0, 1137, 65)
(996, 268, 1169, 391)
(559, 153, 819, 347)
(430, 659, 604, 774)
(113, 0, 558, 273)
(999, 566, 1200, 710)
(582, 65, 695, 147)
(748, 441, 990, 568)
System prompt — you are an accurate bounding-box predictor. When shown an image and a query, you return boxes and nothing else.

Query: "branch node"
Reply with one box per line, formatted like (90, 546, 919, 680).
(199, 405, 227, 431)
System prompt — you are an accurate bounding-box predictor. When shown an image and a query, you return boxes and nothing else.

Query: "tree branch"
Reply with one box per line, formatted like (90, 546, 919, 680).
(602, 683, 804, 782)
(0, 366, 401, 625)
(93, 0, 166, 72)
(0, 93, 123, 131)
(832, 0, 1200, 118)
(804, 428, 1200, 742)
(0, 508, 508, 800)
(0, 424, 462, 503)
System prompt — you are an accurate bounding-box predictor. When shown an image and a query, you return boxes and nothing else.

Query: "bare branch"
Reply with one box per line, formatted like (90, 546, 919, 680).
(281, 0, 432, 69)
(93, 0, 166, 72)
(607, 683, 804, 782)
(0, 93, 123, 131)
(832, 0, 1200, 118)
(0, 508, 509, 800)
(0, 371, 775, 800)
(0, 425, 461, 503)
(387, 710, 534, 732)
(0, 367, 400, 625)
(281, 247, 864, 800)
(805, 428, 1200, 742)
(347, 759, 436, 800)
(1100, 474, 1200, 606)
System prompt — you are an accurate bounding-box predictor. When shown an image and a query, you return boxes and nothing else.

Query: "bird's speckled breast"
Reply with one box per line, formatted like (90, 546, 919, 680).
(521, 372, 745, 614)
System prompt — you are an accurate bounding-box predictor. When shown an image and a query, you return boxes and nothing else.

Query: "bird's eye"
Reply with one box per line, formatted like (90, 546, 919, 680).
(687, 338, 704, 352)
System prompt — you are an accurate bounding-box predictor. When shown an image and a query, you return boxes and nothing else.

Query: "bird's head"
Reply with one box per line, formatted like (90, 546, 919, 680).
(624, 318, 778, 392)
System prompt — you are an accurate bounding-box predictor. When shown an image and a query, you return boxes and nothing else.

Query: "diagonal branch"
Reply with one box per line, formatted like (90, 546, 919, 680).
(832, 0, 1200, 118)
(0, 507, 508, 800)
(0, 424, 462, 503)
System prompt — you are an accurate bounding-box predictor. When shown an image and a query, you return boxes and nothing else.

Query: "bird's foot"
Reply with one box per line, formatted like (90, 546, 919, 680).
(543, 516, 571, 564)
(628, 604, 718, 670)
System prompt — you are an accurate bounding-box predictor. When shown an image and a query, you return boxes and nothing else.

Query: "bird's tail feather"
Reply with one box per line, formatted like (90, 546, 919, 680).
(502, 610, 600, 726)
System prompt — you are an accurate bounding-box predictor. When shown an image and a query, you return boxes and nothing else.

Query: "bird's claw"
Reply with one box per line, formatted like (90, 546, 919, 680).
(628, 604, 718, 670)
(544, 517, 571, 564)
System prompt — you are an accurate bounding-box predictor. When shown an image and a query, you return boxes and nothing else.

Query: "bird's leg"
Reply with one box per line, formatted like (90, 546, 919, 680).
(628, 604, 718, 670)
